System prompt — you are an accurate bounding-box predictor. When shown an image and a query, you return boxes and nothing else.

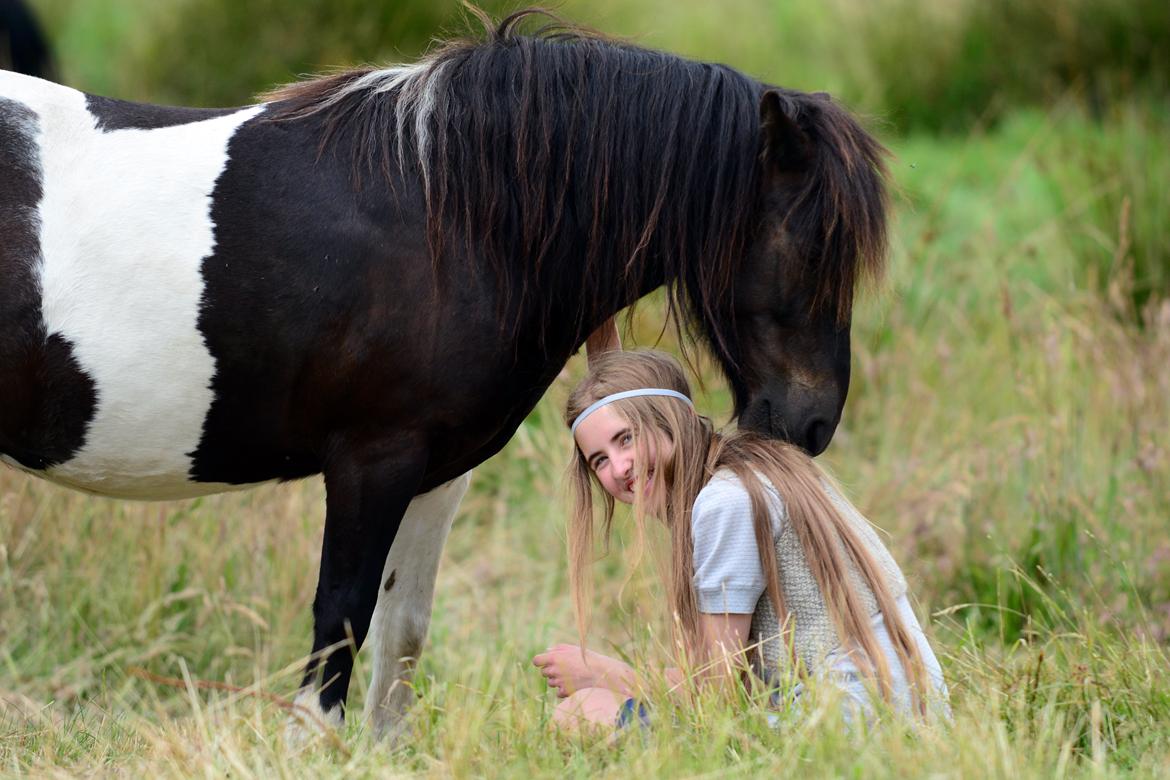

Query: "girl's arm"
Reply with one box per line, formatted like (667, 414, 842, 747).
(693, 612, 754, 682)
(658, 612, 753, 692)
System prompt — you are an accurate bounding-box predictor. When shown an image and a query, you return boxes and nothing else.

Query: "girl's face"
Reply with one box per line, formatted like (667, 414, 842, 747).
(574, 404, 672, 504)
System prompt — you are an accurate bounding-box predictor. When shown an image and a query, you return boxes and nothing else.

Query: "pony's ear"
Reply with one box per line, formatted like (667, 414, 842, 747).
(759, 90, 813, 172)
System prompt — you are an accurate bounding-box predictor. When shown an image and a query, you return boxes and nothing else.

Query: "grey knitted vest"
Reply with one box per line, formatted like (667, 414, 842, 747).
(748, 479, 908, 676)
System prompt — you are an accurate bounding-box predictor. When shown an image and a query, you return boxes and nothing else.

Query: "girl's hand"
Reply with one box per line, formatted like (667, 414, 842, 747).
(531, 644, 630, 698)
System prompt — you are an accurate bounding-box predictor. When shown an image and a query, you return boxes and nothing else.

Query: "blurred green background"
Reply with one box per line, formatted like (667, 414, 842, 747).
(3, 1, 1169, 775)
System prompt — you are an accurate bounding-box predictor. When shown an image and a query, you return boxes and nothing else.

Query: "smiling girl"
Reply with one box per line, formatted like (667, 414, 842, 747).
(533, 349, 948, 729)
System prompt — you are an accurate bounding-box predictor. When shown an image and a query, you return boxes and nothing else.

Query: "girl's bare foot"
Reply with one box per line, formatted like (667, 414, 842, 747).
(532, 644, 631, 698)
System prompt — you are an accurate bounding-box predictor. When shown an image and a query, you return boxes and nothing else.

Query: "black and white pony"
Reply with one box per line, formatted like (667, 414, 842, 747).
(0, 11, 888, 735)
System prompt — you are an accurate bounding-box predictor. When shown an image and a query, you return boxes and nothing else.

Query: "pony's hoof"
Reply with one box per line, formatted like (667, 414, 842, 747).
(367, 706, 413, 745)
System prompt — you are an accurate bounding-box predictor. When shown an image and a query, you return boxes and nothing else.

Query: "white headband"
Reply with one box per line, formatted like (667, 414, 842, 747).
(570, 388, 695, 435)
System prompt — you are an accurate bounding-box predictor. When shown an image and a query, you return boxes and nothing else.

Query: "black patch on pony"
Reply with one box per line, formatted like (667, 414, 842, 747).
(85, 95, 238, 132)
(186, 106, 390, 486)
(186, 102, 578, 491)
(0, 98, 96, 470)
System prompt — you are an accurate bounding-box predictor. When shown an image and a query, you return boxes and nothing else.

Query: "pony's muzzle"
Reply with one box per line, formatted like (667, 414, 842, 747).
(740, 393, 840, 456)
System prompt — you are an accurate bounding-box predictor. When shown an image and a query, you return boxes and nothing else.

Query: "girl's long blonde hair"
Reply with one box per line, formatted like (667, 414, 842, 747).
(565, 349, 931, 712)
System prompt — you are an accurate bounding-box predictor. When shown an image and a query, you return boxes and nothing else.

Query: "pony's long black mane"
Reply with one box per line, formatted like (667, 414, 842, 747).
(267, 9, 887, 361)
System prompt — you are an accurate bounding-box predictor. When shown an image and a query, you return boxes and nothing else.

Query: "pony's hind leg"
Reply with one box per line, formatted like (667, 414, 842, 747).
(294, 442, 427, 729)
(364, 471, 471, 739)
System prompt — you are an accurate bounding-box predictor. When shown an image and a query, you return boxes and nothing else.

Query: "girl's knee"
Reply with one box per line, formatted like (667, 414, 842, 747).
(552, 688, 623, 730)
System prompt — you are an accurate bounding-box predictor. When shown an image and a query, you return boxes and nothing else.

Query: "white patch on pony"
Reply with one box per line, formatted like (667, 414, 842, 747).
(1, 71, 263, 499)
(364, 471, 471, 739)
(287, 689, 344, 745)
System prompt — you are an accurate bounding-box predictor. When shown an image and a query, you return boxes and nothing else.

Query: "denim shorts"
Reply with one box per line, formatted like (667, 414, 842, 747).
(615, 697, 652, 729)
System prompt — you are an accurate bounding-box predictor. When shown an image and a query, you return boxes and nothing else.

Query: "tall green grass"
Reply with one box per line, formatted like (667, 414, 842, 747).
(3, 259, 1169, 774)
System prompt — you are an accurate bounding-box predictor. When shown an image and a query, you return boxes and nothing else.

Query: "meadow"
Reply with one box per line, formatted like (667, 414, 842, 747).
(2, 1, 1169, 776)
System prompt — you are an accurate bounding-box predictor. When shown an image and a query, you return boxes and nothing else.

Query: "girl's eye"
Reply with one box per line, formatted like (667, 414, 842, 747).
(592, 456, 607, 472)
(620, 433, 632, 446)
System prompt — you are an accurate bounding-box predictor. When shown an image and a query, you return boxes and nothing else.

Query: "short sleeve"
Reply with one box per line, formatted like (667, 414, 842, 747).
(690, 474, 769, 614)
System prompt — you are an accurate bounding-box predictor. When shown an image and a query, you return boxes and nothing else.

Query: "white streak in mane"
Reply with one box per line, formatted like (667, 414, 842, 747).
(301, 59, 450, 200)
(401, 60, 451, 200)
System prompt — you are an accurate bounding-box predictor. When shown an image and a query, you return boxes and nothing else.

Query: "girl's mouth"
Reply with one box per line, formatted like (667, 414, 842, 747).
(627, 467, 655, 494)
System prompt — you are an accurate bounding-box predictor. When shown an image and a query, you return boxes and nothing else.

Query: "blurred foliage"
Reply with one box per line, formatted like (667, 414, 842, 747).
(892, 104, 1170, 312)
(27, 0, 1170, 126)
(844, 0, 1170, 134)
(32, 0, 515, 104)
(134, 0, 523, 106)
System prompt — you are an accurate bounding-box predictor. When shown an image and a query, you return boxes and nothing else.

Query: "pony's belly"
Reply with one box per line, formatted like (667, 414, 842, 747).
(0, 451, 247, 499)
(48, 460, 258, 500)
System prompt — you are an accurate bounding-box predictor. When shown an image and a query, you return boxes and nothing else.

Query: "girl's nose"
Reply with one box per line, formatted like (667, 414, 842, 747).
(615, 454, 633, 479)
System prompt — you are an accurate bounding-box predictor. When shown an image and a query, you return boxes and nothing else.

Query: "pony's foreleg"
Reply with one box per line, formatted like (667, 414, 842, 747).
(293, 445, 427, 730)
(364, 471, 471, 739)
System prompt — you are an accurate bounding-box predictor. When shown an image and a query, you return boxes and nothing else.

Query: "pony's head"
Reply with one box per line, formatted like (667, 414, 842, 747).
(703, 89, 888, 455)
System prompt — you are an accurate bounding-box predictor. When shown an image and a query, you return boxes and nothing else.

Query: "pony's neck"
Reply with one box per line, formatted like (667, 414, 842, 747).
(269, 36, 770, 359)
